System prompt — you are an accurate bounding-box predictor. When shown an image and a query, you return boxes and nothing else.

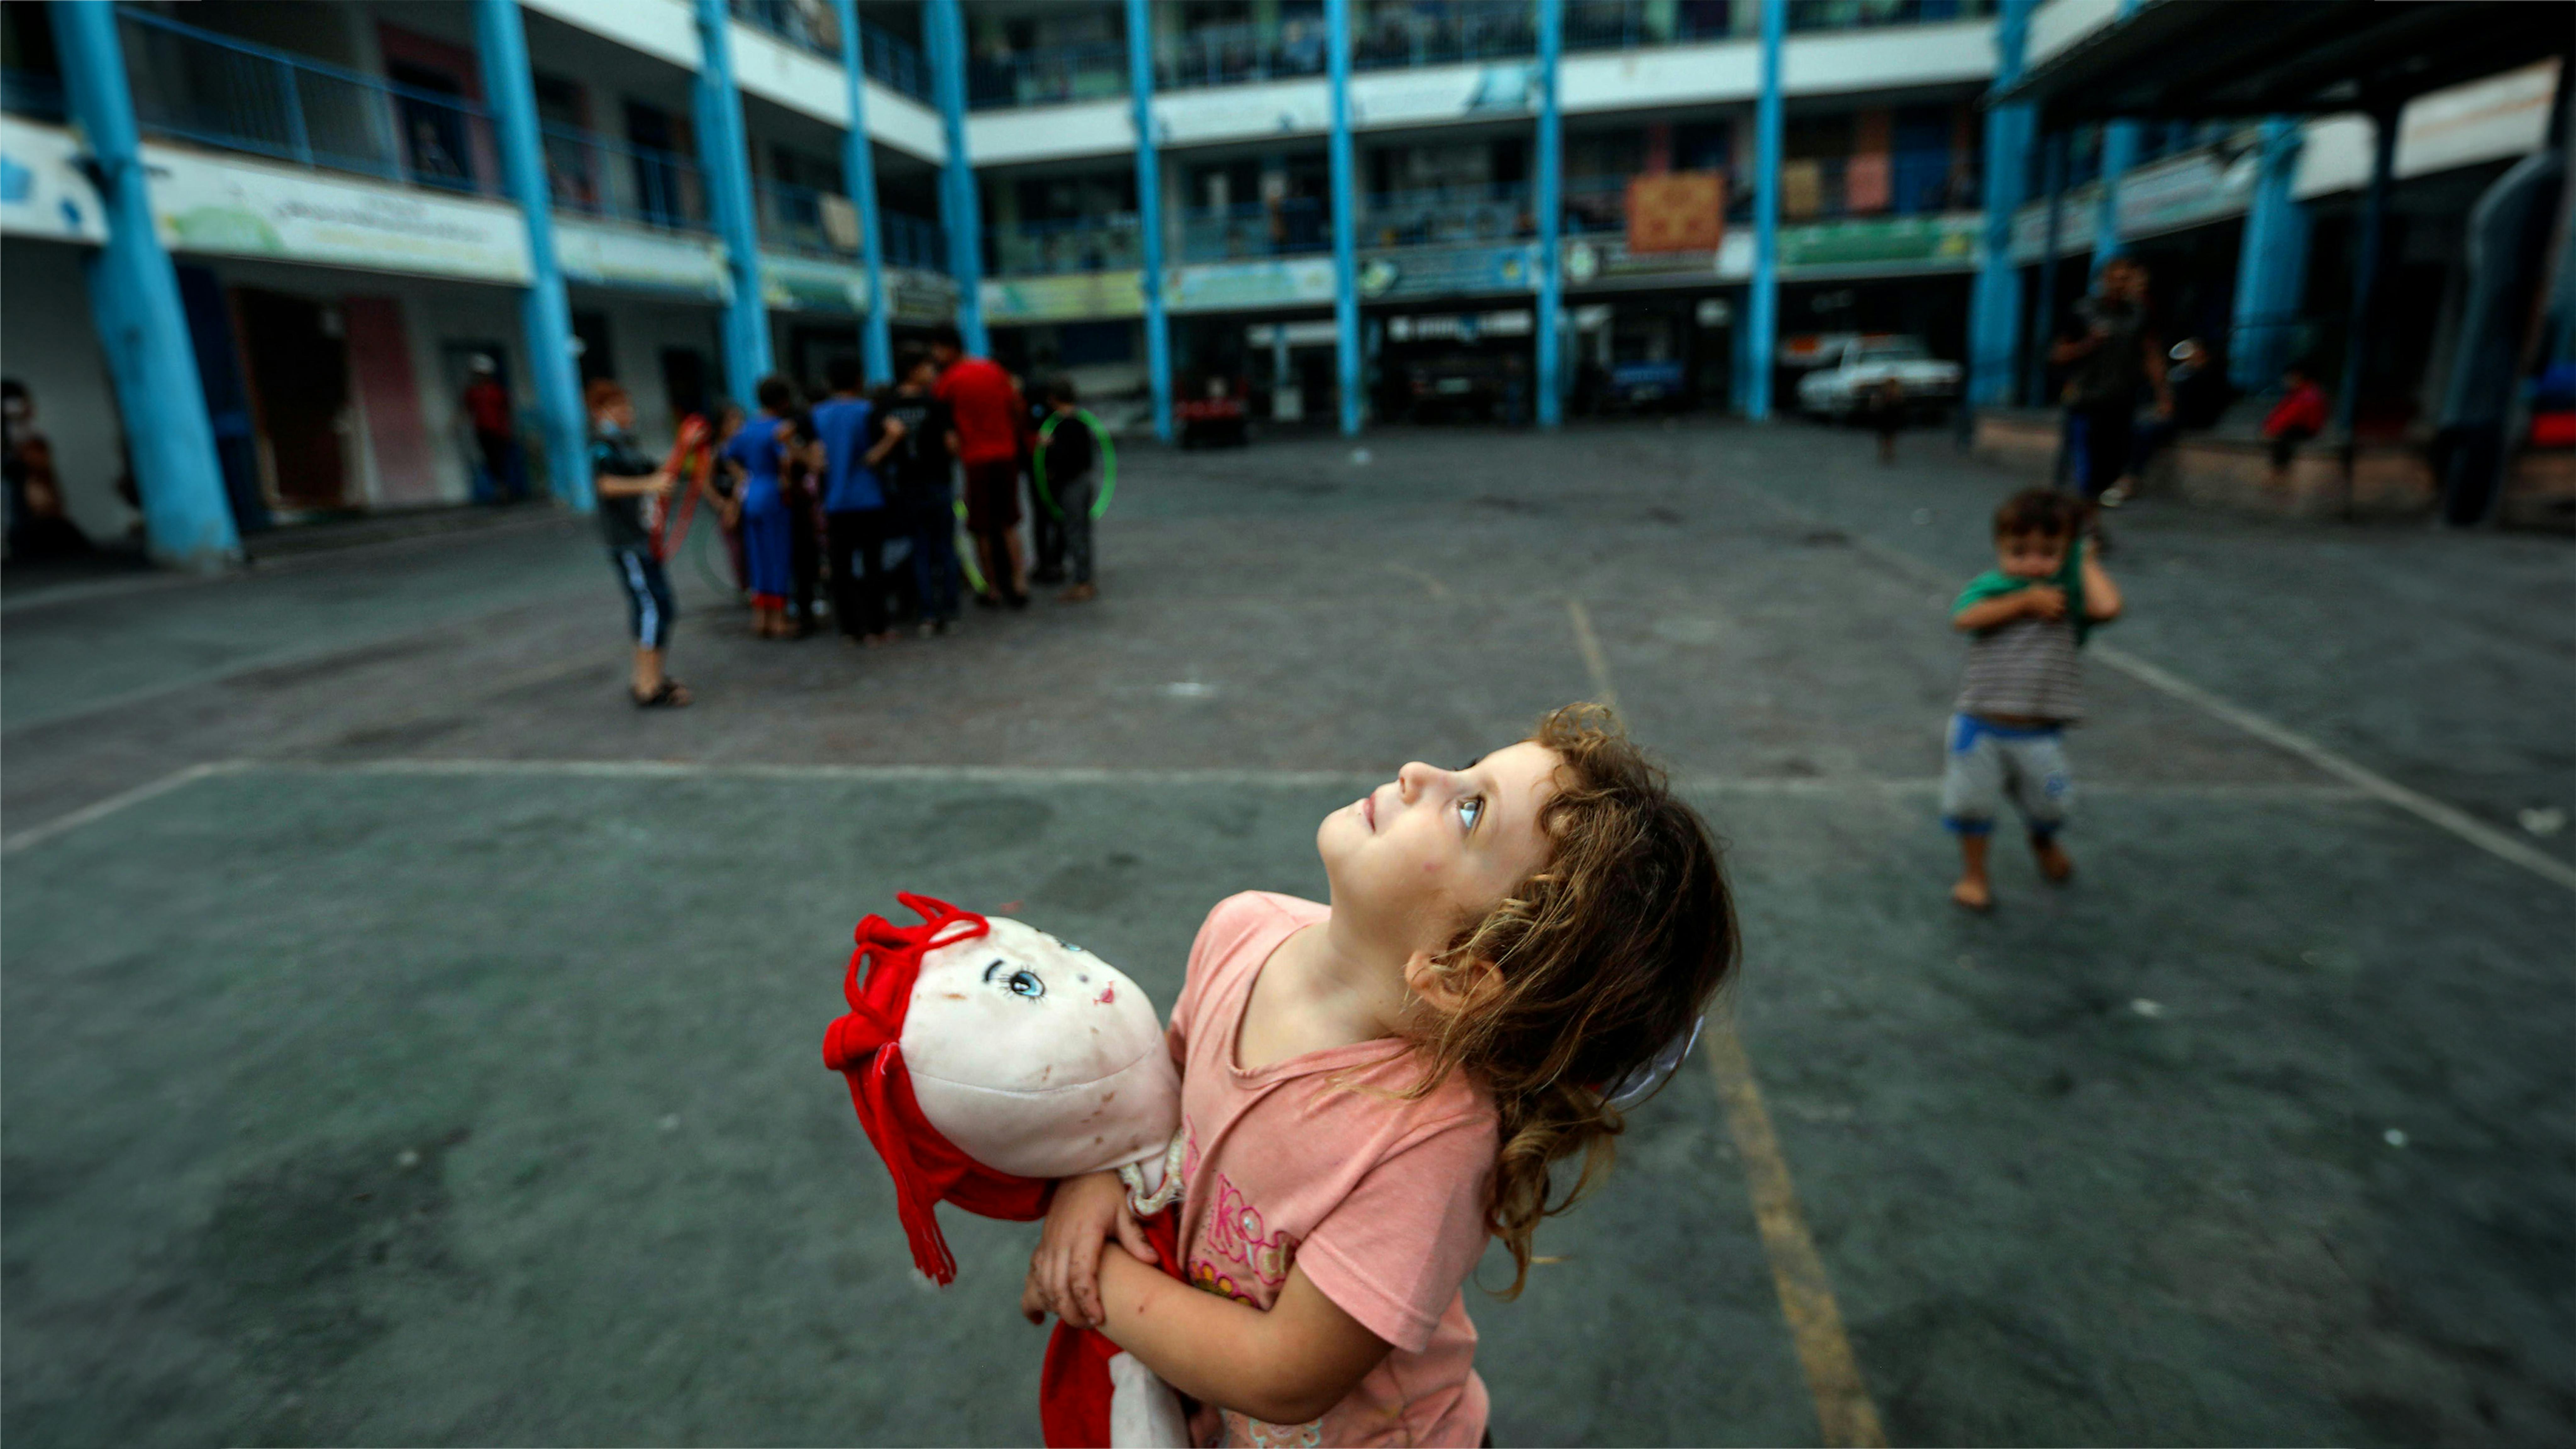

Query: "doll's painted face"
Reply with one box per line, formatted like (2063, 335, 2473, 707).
(900, 916, 1179, 1179)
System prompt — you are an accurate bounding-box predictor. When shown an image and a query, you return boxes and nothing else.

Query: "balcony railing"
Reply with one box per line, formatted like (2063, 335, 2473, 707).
(1778, 151, 1980, 220)
(1180, 197, 1332, 262)
(1, 67, 64, 122)
(726, 0, 930, 102)
(1157, 19, 1331, 91)
(1564, 0, 1751, 51)
(967, 41, 1128, 110)
(863, 26, 931, 101)
(118, 7, 498, 195)
(1786, 0, 1996, 32)
(756, 175, 864, 260)
(991, 213, 1143, 275)
(1358, 183, 1533, 249)
(1352, 1, 1537, 72)
(541, 122, 710, 234)
(881, 210, 947, 272)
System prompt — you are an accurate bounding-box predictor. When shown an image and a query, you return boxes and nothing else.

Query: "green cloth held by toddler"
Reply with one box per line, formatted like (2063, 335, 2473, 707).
(1951, 533, 2105, 646)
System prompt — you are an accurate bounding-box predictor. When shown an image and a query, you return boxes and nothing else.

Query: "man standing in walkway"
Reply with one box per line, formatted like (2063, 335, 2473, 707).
(929, 324, 1031, 608)
(2051, 257, 2169, 511)
(462, 356, 520, 503)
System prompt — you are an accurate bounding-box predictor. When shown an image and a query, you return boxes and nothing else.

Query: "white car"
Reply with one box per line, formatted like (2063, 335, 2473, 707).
(1795, 336, 1963, 419)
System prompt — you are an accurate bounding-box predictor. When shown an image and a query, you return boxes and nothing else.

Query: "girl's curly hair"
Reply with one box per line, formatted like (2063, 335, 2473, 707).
(1400, 703, 1738, 1296)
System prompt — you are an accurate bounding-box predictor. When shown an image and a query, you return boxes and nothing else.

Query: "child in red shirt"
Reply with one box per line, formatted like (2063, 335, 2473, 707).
(2262, 362, 2329, 474)
(1023, 705, 1739, 1446)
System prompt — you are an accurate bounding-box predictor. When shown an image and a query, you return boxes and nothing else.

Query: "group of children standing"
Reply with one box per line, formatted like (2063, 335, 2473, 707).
(587, 323, 1106, 708)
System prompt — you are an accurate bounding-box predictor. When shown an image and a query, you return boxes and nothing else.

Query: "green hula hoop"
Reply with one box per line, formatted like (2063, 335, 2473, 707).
(950, 497, 988, 595)
(1031, 409, 1116, 521)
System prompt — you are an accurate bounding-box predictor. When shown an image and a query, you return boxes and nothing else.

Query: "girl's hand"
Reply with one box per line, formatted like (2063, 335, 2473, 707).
(1023, 1170, 1158, 1330)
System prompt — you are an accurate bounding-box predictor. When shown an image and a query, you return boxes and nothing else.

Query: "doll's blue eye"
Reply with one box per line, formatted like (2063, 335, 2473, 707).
(984, 960, 1046, 999)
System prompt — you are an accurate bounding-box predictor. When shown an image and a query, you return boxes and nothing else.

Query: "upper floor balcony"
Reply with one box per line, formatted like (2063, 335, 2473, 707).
(968, 0, 1997, 115)
(544, 121, 712, 233)
(729, 0, 932, 102)
(115, 6, 503, 198)
(989, 211, 1142, 275)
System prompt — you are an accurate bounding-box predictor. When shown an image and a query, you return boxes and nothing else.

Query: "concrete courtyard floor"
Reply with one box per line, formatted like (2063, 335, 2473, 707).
(4, 419, 2570, 1446)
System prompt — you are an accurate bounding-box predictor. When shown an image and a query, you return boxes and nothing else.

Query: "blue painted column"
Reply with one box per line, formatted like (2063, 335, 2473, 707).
(1327, 0, 1362, 435)
(1967, 0, 2035, 408)
(1127, 0, 1173, 442)
(2228, 117, 2309, 393)
(2023, 130, 2067, 406)
(925, 0, 986, 353)
(1746, 0, 1784, 420)
(833, 0, 895, 385)
(476, 0, 590, 510)
(1534, 0, 1564, 428)
(2086, 0, 2144, 276)
(2090, 120, 2137, 273)
(694, 0, 771, 402)
(53, 2, 238, 568)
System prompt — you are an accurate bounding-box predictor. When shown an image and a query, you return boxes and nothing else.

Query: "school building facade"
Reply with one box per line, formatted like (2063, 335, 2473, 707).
(0, 0, 2559, 567)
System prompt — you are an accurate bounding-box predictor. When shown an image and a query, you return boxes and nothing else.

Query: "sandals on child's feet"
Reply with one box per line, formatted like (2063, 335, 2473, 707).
(632, 679, 692, 708)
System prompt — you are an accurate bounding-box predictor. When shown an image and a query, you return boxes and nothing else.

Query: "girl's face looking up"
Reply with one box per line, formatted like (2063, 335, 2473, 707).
(1320, 742, 1564, 953)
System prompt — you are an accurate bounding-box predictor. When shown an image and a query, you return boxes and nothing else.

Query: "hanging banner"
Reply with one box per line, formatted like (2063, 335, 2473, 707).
(763, 255, 870, 314)
(1778, 213, 1979, 271)
(557, 219, 727, 298)
(1354, 243, 1536, 301)
(1624, 172, 1724, 253)
(145, 147, 530, 282)
(0, 117, 108, 243)
(1167, 256, 1338, 313)
(983, 269, 1145, 324)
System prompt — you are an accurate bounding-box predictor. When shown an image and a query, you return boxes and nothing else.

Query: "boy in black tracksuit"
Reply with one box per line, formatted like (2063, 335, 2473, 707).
(1040, 377, 1099, 602)
(866, 350, 961, 635)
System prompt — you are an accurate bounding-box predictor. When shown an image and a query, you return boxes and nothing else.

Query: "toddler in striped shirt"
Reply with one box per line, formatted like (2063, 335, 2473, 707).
(1942, 488, 2124, 912)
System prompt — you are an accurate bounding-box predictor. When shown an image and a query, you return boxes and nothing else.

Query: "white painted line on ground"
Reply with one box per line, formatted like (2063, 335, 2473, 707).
(1, 761, 245, 855)
(2090, 643, 2576, 892)
(1722, 482, 2576, 894)
(199, 757, 2375, 799)
(1568, 593, 1888, 1448)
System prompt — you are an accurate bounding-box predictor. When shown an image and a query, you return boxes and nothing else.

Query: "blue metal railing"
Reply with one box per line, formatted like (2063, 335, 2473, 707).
(1786, 0, 1996, 32)
(967, 40, 1129, 110)
(880, 210, 947, 272)
(1775, 150, 1981, 220)
(1563, 0, 1750, 51)
(1, 67, 65, 121)
(541, 121, 710, 233)
(756, 175, 862, 259)
(725, 0, 930, 102)
(1157, 18, 1331, 90)
(863, 25, 931, 101)
(1357, 183, 1534, 249)
(991, 212, 1142, 275)
(1180, 197, 1332, 262)
(117, 7, 498, 195)
(1351, 1, 1537, 72)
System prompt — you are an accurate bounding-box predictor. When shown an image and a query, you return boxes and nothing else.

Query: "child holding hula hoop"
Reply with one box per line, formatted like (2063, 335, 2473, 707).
(1035, 377, 1114, 603)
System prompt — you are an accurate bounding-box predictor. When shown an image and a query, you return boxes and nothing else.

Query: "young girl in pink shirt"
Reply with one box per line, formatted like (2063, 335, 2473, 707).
(1021, 704, 1739, 1447)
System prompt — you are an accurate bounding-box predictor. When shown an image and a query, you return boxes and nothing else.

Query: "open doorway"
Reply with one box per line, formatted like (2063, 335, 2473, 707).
(234, 288, 351, 510)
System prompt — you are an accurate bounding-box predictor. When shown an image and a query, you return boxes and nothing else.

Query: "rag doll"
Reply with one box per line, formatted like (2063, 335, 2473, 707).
(822, 893, 1191, 1447)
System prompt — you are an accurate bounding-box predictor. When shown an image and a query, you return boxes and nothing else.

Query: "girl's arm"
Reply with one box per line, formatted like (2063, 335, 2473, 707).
(1089, 1249, 1393, 1427)
(2080, 552, 2123, 622)
(593, 467, 675, 499)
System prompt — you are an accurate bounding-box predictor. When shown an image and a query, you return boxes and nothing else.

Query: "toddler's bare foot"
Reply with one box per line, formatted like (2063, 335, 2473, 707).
(2033, 836, 2074, 883)
(1950, 877, 1994, 913)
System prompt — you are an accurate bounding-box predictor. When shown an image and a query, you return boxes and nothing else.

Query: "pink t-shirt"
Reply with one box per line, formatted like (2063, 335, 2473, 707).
(1167, 891, 1500, 1449)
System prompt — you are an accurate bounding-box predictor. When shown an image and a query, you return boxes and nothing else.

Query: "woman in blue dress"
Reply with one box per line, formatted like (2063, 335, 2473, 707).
(721, 375, 801, 638)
